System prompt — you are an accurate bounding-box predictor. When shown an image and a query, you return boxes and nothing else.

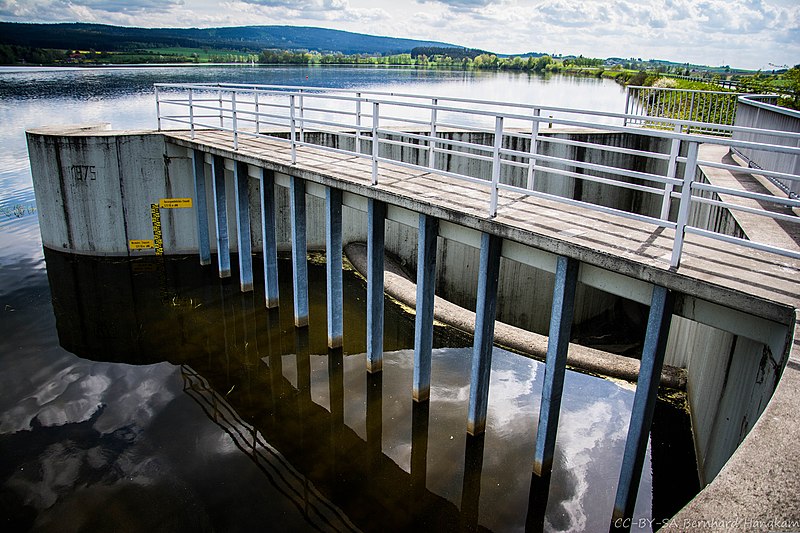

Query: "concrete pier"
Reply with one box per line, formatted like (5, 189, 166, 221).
(26, 125, 800, 530)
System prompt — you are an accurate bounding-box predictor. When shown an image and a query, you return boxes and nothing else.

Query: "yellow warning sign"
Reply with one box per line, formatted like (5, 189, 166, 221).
(159, 198, 193, 209)
(129, 239, 155, 250)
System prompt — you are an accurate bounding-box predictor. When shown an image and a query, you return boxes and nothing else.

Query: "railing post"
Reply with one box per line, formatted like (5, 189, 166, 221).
(623, 86, 630, 126)
(489, 116, 503, 217)
(660, 124, 681, 220)
(298, 89, 305, 146)
(670, 141, 698, 268)
(372, 102, 380, 185)
(218, 89, 224, 128)
(155, 85, 162, 131)
(188, 88, 195, 139)
(428, 98, 438, 169)
(231, 90, 239, 151)
(527, 109, 541, 190)
(254, 91, 260, 135)
(355, 92, 362, 154)
(290, 94, 297, 165)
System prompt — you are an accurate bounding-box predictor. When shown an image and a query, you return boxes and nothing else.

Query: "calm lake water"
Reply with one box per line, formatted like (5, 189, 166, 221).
(0, 65, 697, 532)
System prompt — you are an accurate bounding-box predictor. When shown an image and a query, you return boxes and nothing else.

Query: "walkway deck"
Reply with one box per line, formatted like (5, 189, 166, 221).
(165, 129, 800, 334)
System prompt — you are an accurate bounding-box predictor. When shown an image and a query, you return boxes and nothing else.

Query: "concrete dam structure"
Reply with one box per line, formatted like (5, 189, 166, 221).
(27, 84, 800, 529)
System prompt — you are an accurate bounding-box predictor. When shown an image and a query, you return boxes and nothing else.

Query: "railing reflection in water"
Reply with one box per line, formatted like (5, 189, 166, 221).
(44, 249, 698, 532)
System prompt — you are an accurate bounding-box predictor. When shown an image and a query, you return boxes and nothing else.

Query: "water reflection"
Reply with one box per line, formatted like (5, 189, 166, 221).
(0, 249, 689, 532)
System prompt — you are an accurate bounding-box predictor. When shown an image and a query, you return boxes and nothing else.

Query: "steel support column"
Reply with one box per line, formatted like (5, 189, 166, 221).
(192, 150, 211, 265)
(326, 187, 343, 349)
(613, 285, 675, 525)
(466, 233, 502, 436)
(413, 214, 439, 402)
(211, 155, 230, 278)
(290, 175, 308, 327)
(234, 161, 253, 292)
(260, 169, 279, 308)
(532, 255, 579, 476)
(366, 198, 386, 373)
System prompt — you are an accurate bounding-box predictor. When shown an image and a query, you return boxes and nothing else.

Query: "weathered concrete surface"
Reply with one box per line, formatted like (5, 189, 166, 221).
(666, 150, 800, 530)
(165, 130, 798, 328)
(343, 242, 687, 389)
(26, 127, 197, 256)
(670, 357, 800, 532)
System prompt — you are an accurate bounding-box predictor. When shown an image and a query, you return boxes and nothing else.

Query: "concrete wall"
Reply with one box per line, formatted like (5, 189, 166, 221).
(733, 96, 800, 196)
(27, 128, 198, 255)
(664, 316, 782, 484)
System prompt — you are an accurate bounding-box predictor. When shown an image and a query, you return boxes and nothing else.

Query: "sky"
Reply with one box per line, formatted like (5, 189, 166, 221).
(0, 0, 798, 70)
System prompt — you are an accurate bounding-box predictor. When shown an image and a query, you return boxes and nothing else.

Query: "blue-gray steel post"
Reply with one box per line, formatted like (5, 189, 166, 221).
(466, 233, 502, 436)
(290, 176, 309, 327)
(260, 169, 280, 308)
(612, 285, 675, 524)
(211, 155, 231, 278)
(366, 198, 386, 373)
(326, 187, 343, 349)
(234, 161, 253, 292)
(532, 255, 580, 476)
(192, 150, 211, 266)
(413, 213, 439, 402)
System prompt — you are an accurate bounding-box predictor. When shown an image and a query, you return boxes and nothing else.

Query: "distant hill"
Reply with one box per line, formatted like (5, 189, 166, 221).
(0, 22, 462, 55)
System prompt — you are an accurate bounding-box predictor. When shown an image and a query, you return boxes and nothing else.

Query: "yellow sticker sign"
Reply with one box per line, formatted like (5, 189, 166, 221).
(159, 198, 193, 209)
(129, 239, 155, 250)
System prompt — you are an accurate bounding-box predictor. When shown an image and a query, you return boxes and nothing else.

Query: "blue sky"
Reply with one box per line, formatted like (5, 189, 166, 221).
(1, 0, 797, 70)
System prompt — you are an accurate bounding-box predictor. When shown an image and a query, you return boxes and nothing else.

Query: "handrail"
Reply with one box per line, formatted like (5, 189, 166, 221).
(624, 85, 742, 133)
(155, 83, 800, 268)
(180, 365, 359, 532)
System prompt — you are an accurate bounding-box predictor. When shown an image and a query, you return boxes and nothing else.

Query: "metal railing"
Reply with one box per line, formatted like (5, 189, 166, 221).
(624, 85, 741, 134)
(155, 83, 800, 267)
(733, 94, 800, 198)
(181, 365, 360, 533)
